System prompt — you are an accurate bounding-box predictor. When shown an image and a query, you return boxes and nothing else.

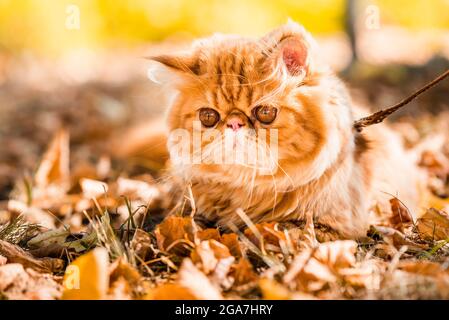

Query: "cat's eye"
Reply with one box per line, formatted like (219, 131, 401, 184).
(199, 108, 220, 127)
(253, 106, 278, 124)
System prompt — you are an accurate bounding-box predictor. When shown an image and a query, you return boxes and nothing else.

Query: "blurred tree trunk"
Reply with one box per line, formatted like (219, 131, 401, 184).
(344, 0, 358, 70)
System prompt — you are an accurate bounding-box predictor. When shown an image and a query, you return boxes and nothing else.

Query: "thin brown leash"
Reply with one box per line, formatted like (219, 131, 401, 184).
(353, 69, 449, 132)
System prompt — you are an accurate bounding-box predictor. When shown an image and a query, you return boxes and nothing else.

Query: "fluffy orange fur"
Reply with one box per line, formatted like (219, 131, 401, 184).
(139, 21, 419, 239)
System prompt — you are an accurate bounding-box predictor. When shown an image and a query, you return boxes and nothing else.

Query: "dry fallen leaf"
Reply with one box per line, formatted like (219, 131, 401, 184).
(398, 260, 448, 276)
(62, 247, 109, 300)
(259, 278, 315, 300)
(177, 258, 223, 300)
(389, 198, 413, 232)
(108, 258, 143, 299)
(154, 216, 196, 254)
(374, 225, 428, 251)
(417, 208, 449, 240)
(231, 258, 258, 286)
(80, 178, 109, 199)
(259, 278, 291, 300)
(7, 199, 56, 229)
(144, 283, 196, 300)
(197, 229, 242, 258)
(397, 260, 449, 298)
(313, 240, 358, 271)
(197, 228, 221, 242)
(0, 263, 61, 300)
(116, 177, 160, 202)
(27, 229, 70, 249)
(130, 228, 153, 261)
(0, 239, 64, 273)
(419, 150, 449, 176)
(283, 240, 357, 292)
(190, 239, 234, 274)
(221, 233, 242, 257)
(145, 258, 223, 300)
(35, 129, 70, 191)
(191, 240, 235, 289)
(108, 277, 132, 300)
(244, 222, 286, 251)
(339, 260, 383, 290)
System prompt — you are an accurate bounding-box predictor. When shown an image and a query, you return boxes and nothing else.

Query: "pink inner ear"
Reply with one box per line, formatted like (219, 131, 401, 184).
(282, 38, 308, 76)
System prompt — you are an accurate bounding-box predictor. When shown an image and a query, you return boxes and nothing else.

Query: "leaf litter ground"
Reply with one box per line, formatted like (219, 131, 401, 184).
(1, 56, 449, 300)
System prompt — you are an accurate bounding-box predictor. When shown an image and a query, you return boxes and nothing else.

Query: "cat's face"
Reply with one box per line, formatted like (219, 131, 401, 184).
(151, 22, 353, 190)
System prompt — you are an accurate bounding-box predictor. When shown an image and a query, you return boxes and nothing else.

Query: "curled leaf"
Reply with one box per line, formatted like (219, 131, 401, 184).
(154, 216, 196, 254)
(283, 240, 358, 292)
(62, 247, 109, 300)
(389, 198, 413, 232)
(146, 259, 223, 300)
(231, 258, 257, 286)
(417, 208, 449, 240)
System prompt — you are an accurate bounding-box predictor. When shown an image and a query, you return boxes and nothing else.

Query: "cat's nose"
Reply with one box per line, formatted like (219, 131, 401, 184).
(226, 117, 245, 131)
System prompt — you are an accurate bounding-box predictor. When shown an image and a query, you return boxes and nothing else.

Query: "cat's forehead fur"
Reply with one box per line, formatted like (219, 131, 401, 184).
(150, 21, 319, 108)
(183, 34, 315, 114)
(192, 37, 279, 111)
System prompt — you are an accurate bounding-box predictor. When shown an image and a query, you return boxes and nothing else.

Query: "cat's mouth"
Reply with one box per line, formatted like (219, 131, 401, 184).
(196, 129, 279, 176)
(168, 126, 279, 176)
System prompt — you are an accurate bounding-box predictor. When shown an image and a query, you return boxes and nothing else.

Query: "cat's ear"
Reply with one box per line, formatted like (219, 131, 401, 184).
(262, 20, 314, 77)
(150, 54, 201, 75)
(147, 53, 200, 85)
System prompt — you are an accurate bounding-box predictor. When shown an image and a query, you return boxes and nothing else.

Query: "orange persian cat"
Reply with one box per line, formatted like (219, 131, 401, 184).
(119, 21, 419, 239)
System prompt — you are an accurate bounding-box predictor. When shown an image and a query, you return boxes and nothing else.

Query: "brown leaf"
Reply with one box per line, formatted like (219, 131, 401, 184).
(373, 243, 397, 259)
(144, 283, 196, 300)
(109, 258, 142, 287)
(259, 278, 291, 300)
(374, 226, 428, 251)
(417, 208, 449, 240)
(339, 260, 383, 290)
(108, 277, 132, 300)
(302, 212, 318, 248)
(398, 260, 448, 277)
(283, 240, 357, 292)
(313, 240, 357, 271)
(259, 278, 315, 300)
(7, 200, 56, 229)
(62, 247, 109, 300)
(0, 263, 62, 300)
(419, 150, 449, 176)
(190, 240, 235, 289)
(244, 222, 286, 251)
(154, 216, 197, 254)
(190, 240, 234, 274)
(130, 229, 153, 261)
(108, 258, 143, 299)
(145, 259, 223, 300)
(231, 258, 257, 286)
(177, 258, 223, 300)
(221, 233, 242, 258)
(197, 228, 221, 242)
(0, 239, 64, 273)
(389, 198, 413, 232)
(116, 177, 160, 202)
(195, 229, 242, 257)
(80, 178, 108, 199)
(35, 129, 70, 191)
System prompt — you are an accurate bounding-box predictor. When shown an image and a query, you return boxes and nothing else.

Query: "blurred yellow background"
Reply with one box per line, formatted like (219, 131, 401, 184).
(0, 0, 448, 56)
